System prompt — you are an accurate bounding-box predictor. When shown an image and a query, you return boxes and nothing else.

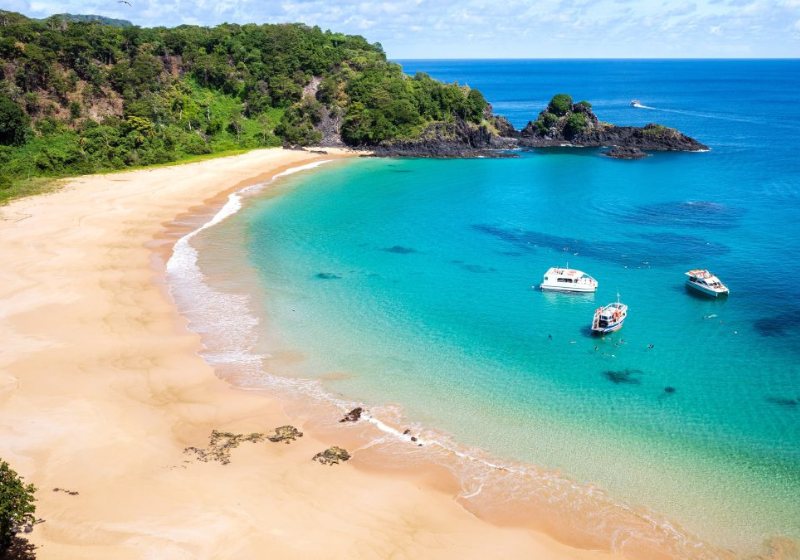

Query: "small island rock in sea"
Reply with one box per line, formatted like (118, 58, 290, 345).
(371, 94, 707, 158)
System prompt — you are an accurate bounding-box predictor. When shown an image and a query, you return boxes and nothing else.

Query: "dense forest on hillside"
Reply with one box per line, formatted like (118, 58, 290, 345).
(0, 11, 487, 200)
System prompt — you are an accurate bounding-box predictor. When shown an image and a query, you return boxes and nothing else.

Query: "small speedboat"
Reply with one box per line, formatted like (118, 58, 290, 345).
(685, 269, 729, 297)
(630, 99, 642, 107)
(592, 299, 628, 334)
(539, 267, 598, 293)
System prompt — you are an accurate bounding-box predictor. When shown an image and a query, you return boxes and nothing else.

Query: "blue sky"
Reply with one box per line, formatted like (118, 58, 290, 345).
(9, 0, 800, 58)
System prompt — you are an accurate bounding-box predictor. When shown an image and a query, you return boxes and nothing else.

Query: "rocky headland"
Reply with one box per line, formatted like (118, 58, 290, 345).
(358, 94, 708, 158)
(368, 116, 517, 158)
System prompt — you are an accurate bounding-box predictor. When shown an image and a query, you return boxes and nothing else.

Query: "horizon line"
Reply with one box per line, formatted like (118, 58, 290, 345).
(391, 57, 800, 61)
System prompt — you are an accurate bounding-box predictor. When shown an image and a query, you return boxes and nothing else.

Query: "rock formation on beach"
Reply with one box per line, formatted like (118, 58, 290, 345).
(183, 430, 267, 465)
(312, 447, 351, 465)
(268, 425, 304, 443)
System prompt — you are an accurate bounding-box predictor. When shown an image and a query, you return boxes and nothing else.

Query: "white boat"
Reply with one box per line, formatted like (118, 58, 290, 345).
(592, 299, 628, 334)
(685, 269, 729, 297)
(539, 267, 598, 293)
(630, 99, 642, 107)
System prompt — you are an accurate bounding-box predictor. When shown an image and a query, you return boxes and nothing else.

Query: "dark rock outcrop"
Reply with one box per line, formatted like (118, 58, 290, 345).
(316, 94, 707, 157)
(312, 446, 351, 465)
(183, 430, 266, 465)
(370, 118, 517, 158)
(268, 425, 304, 443)
(339, 407, 363, 423)
(316, 106, 346, 147)
(516, 99, 707, 152)
(604, 146, 649, 159)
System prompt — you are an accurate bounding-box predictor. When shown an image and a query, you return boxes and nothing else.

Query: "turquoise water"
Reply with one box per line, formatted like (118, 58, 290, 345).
(190, 61, 800, 556)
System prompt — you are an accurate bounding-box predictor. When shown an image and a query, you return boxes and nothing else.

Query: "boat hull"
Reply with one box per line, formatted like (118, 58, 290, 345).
(685, 280, 729, 297)
(592, 321, 624, 334)
(540, 284, 597, 293)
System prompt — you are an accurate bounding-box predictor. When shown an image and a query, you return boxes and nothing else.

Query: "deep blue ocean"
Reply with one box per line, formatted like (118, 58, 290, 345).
(189, 60, 800, 557)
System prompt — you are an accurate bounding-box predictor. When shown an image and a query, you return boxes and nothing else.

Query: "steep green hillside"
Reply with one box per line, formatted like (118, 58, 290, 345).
(0, 10, 487, 201)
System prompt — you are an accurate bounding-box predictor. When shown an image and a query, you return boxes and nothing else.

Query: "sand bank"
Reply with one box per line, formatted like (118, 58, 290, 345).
(0, 148, 613, 559)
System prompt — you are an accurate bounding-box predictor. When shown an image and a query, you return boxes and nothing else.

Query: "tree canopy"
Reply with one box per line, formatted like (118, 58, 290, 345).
(0, 459, 36, 551)
(0, 10, 489, 200)
(0, 95, 29, 145)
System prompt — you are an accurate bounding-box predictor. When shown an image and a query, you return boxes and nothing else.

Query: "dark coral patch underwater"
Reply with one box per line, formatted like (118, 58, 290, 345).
(603, 369, 644, 385)
(382, 245, 418, 254)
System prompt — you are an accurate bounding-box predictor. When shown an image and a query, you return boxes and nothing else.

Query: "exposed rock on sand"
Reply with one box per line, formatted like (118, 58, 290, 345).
(312, 446, 351, 465)
(184, 430, 265, 465)
(268, 425, 303, 443)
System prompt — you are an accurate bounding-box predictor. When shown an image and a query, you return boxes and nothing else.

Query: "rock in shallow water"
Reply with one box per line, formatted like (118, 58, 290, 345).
(339, 407, 363, 423)
(604, 146, 649, 159)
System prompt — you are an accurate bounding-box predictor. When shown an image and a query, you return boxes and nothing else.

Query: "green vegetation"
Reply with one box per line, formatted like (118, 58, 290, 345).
(643, 124, 676, 135)
(547, 93, 573, 116)
(339, 71, 486, 144)
(0, 459, 36, 551)
(0, 94, 29, 145)
(564, 112, 587, 136)
(531, 94, 591, 137)
(0, 10, 488, 202)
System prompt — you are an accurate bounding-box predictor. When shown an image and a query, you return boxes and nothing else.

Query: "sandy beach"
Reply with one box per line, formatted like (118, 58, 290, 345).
(0, 148, 614, 559)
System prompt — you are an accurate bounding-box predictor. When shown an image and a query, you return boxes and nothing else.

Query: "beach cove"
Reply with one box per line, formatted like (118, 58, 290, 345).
(0, 147, 621, 559)
(175, 60, 800, 560)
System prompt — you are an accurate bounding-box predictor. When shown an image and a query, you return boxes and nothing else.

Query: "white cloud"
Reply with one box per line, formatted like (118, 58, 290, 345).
(7, 0, 800, 57)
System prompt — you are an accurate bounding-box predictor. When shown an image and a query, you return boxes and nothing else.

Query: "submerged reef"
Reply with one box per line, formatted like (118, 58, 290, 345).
(603, 369, 644, 385)
(382, 246, 418, 254)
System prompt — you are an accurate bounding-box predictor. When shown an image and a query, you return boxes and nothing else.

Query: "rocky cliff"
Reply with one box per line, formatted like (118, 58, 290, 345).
(369, 113, 516, 158)
(517, 97, 708, 152)
(358, 95, 708, 158)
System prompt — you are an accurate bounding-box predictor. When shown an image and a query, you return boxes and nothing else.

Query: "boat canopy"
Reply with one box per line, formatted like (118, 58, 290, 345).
(546, 267, 594, 279)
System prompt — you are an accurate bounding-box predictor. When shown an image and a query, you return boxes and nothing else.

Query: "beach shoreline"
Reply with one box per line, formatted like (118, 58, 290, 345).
(0, 147, 615, 559)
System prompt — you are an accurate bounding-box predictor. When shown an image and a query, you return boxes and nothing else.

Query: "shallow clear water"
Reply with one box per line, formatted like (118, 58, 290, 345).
(191, 60, 800, 556)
